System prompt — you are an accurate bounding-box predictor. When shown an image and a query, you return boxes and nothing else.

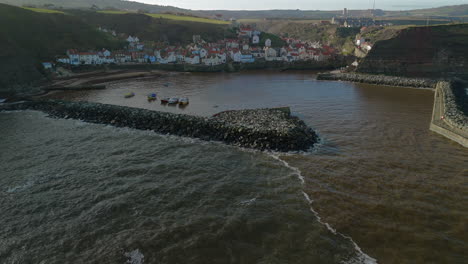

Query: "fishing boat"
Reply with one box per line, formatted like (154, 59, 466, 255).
(124, 92, 135, 98)
(168, 97, 179, 104)
(147, 93, 157, 101)
(178, 98, 189, 105)
(161, 97, 169, 104)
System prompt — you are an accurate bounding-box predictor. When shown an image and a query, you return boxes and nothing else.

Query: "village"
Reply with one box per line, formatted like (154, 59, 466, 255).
(47, 25, 339, 69)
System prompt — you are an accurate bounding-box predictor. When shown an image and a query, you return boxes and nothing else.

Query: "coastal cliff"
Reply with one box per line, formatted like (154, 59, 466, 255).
(0, 101, 318, 152)
(356, 24, 468, 79)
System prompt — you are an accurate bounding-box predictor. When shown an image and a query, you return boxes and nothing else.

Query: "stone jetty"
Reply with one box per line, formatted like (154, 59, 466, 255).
(0, 100, 318, 152)
(430, 81, 468, 147)
(317, 72, 437, 89)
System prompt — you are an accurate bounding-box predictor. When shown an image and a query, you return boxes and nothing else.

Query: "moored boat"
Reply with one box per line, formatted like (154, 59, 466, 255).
(179, 98, 189, 105)
(124, 92, 135, 98)
(168, 97, 179, 104)
(147, 93, 157, 101)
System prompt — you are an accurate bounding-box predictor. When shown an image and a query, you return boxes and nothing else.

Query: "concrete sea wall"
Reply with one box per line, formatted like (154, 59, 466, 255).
(317, 72, 437, 89)
(430, 81, 468, 148)
(0, 101, 318, 152)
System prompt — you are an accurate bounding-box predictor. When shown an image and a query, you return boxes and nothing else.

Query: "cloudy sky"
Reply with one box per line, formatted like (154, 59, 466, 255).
(138, 0, 466, 10)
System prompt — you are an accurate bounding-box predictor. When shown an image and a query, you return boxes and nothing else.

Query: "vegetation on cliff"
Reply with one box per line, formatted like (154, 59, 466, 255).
(71, 10, 234, 44)
(0, 4, 126, 95)
(357, 24, 468, 78)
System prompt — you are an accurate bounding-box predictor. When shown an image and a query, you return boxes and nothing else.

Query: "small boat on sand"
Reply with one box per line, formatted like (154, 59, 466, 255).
(168, 97, 179, 104)
(161, 98, 169, 104)
(124, 92, 135, 98)
(178, 98, 189, 105)
(147, 93, 157, 101)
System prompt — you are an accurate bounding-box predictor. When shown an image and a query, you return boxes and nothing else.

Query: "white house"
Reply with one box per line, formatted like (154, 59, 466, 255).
(57, 56, 70, 64)
(252, 35, 260, 45)
(251, 49, 264, 58)
(78, 52, 100, 65)
(265, 39, 272, 47)
(66, 49, 80, 65)
(265, 47, 277, 58)
(202, 56, 223, 66)
(42, 62, 53, 69)
(199, 48, 208, 58)
(232, 50, 242, 62)
(101, 49, 111, 57)
(226, 40, 239, 49)
(185, 55, 200, 64)
(239, 26, 253, 37)
(240, 54, 255, 63)
(114, 52, 132, 63)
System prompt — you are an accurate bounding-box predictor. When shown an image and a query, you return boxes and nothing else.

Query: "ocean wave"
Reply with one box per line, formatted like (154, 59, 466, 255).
(269, 154, 378, 264)
(124, 249, 144, 264)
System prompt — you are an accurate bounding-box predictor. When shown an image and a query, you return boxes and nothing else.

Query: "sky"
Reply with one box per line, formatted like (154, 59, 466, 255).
(137, 0, 467, 11)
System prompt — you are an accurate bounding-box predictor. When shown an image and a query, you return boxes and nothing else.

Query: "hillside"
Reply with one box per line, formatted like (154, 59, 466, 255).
(385, 4, 468, 18)
(70, 10, 235, 44)
(356, 24, 468, 78)
(1, 0, 467, 21)
(0, 0, 186, 13)
(0, 4, 124, 95)
(250, 20, 356, 54)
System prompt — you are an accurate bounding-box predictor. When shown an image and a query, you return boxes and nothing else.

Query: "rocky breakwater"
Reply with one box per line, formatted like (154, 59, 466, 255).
(439, 81, 468, 132)
(317, 72, 437, 89)
(0, 101, 318, 152)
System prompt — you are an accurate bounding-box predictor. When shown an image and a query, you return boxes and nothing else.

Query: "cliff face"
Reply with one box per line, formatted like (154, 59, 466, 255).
(0, 4, 124, 95)
(357, 24, 468, 78)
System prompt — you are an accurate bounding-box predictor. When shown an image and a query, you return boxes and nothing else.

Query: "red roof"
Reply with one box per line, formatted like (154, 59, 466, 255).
(78, 52, 98, 56)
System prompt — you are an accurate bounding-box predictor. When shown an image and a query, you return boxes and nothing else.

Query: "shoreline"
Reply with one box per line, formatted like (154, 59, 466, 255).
(0, 100, 318, 152)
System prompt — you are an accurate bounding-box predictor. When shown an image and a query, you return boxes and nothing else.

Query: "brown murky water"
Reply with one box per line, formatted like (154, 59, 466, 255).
(5, 71, 467, 263)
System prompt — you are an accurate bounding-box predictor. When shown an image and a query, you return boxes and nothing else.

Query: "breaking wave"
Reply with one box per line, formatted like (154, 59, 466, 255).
(269, 154, 378, 264)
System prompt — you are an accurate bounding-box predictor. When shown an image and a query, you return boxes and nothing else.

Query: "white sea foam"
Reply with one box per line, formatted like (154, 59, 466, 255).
(6, 180, 34, 193)
(239, 197, 257, 206)
(269, 154, 378, 264)
(124, 249, 144, 264)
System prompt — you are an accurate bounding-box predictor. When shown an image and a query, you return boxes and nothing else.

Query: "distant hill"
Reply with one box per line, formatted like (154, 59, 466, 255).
(0, 0, 467, 20)
(385, 4, 468, 18)
(0, 3, 124, 94)
(0, 0, 186, 13)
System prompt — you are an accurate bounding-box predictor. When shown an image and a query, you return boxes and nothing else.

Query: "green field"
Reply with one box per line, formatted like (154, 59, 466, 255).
(98, 10, 229, 24)
(146, 13, 229, 24)
(98, 10, 129, 15)
(22, 7, 65, 14)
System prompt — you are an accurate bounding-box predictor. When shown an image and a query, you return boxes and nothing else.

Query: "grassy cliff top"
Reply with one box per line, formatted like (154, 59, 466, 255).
(97, 11, 229, 25)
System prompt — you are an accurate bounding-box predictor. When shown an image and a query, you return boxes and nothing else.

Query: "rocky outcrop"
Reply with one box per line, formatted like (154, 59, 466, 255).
(0, 101, 318, 152)
(317, 72, 437, 89)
